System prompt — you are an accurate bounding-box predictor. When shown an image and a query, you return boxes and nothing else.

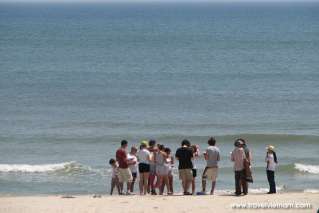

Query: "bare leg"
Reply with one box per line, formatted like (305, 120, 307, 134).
(168, 174, 173, 194)
(127, 182, 132, 194)
(202, 178, 206, 193)
(115, 178, 121, 195)
(160, 179, 165, 194)
(143, 173, 149, 195)
(202, 167, 208, 193)
(139, 173, 144, 195)
(119, 182, 124, 195)
(163, 175, 170, 194)
(130, 175, 136, 193)
(110, 178, 115, 195)
(182, 179, 186, 193)
(159, 176, 164, 195)
(192, 178, 195, 195)
(149, 173, 156, 194)
(185, 180, 191, 194)
(210, 181, 216, 195)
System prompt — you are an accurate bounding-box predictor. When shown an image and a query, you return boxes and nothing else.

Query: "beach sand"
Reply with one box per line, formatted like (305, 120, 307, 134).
(0, 192, 318, 213)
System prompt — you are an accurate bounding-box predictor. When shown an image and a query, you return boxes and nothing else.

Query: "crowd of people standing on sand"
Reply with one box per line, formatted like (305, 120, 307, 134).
(109, 137, 278, 196)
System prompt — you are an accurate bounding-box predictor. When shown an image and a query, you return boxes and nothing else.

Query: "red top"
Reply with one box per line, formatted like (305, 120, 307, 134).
(116, 148, 128, 169)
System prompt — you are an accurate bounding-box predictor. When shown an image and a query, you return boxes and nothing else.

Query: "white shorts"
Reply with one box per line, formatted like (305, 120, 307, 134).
(203, 167, 218, 181)
(118, 168, 133, 183)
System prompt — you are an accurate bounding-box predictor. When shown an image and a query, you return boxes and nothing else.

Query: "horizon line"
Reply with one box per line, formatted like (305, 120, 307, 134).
(1, 0, 319, 3)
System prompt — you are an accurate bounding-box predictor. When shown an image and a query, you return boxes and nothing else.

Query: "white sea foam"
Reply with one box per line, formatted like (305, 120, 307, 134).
(249, 186, 283, 194)
(215, 186, 283, 195)
(0, 161, 80, 173)
(294, 163, 319, 174)
(304, 189, 319, 193)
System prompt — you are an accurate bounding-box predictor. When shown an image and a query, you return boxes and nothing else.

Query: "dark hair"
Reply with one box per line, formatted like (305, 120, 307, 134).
(237, 138, 246, 145)
(149, 139, 156, 147)
(109, 158, 116, 165)
(131, 146, 137, 151)
(157, 144, 165, 151)
(273, 151, 278, 164)
(208, 137, 216, 146)
(191, 144, 198, 153)
(234, 140, 240, 147)
(121, 140, 128, 147)
(164, 147, 171, 154)
(181, 139, 191, 147)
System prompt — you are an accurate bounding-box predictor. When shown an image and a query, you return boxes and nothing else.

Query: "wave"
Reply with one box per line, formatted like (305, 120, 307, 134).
(294, 163, 319, 174)
(146, 133, 319, 144)
(304, 189, 319, 193)
(189, 163, 318, 175)
(3, 133, 318, 145)
(215, 186, 284, 195)
(0, 161, 89, 173)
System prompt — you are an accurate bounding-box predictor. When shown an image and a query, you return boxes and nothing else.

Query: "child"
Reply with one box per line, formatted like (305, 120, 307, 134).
(109, 158, 121, 195)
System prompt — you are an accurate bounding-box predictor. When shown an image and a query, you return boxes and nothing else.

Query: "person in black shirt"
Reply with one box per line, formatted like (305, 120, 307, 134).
(175, 139, 193, 195)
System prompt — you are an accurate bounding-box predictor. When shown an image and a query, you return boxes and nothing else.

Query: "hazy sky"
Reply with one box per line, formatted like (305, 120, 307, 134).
(0, 0, 318, 2)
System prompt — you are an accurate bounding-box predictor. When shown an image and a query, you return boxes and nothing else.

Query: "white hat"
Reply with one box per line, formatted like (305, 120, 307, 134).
(266, 145, 275, 151)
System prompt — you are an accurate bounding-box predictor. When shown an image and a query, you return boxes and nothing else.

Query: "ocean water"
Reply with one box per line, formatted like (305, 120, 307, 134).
(0, 2, 319, 195)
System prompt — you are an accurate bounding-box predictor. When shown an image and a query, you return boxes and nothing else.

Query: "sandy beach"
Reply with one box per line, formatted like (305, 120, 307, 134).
(0, 192, 318, 213)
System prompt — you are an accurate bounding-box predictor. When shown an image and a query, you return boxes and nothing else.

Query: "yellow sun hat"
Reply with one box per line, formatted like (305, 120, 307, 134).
(140, 140, 149, 147)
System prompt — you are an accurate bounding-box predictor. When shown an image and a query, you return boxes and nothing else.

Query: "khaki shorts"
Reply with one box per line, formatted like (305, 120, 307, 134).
(118, 168, 133, 183)
(179, 169, 193, 182)
(203, 167, 218, 181)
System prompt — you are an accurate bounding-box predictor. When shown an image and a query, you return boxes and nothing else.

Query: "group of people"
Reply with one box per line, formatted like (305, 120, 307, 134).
(109, 137, 278, 196)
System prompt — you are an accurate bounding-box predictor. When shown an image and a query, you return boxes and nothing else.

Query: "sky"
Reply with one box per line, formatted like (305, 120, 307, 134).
(0, 0, 318, 2)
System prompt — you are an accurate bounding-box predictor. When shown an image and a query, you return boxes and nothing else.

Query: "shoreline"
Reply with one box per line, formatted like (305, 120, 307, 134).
(0, 192, 318, 213)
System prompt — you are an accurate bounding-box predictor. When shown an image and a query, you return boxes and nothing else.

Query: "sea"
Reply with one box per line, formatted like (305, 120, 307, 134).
(0, 2, 319, 195)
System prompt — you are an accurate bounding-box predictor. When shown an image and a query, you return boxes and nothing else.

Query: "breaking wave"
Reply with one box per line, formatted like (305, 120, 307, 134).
(0, 161, 89, 173)
(294, 163, 319, 174)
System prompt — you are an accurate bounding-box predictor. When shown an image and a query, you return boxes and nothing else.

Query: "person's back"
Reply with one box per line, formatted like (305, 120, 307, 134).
(176, 146, 193, 170)
(116, 148, 128, 169)
(201, 137, 220, 195)
(206, 146, 220, 168)
(175, 139, 193, 195)
(231, 147, 245, 171)
(155, 152, 165, 165)
(137, 148, 150, 164)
